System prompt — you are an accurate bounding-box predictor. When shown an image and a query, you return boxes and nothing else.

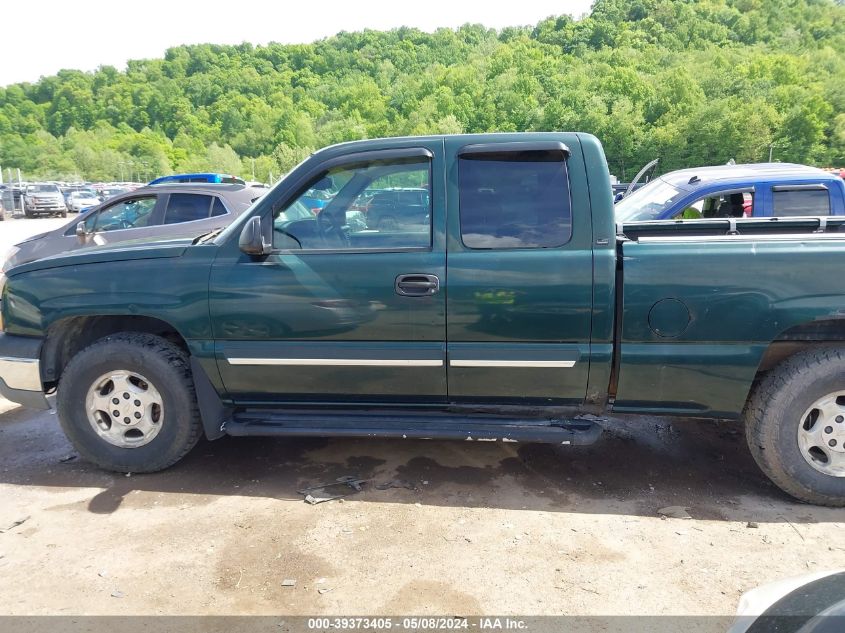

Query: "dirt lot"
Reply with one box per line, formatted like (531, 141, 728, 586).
(1, 395, 844, 617)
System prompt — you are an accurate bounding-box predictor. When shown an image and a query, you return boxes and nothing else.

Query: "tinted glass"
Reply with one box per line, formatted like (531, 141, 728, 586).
(273, 157, 431, 250)
(91, 197, 157, 232)
(772, 188, 830, 217)
(459, 152, 571, 249)
(210, 197, 228, 217)
(164, 193, 212, 224)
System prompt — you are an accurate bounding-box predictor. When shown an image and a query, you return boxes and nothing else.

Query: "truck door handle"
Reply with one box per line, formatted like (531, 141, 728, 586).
(395, 274, 440, 296)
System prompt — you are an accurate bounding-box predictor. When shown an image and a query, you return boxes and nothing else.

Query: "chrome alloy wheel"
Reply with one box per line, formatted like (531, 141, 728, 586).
(798, 391, 845, 477)
(84, 371, 164, 448)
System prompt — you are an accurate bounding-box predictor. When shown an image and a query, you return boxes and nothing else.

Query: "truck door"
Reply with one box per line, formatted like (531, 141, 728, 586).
(444, 138, 593, 404)
(209, 144, 447, 404)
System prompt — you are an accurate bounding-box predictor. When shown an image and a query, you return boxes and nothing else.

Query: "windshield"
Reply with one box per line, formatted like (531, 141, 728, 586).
(27, 184, 60, 193)
(614, 178, 687, 222)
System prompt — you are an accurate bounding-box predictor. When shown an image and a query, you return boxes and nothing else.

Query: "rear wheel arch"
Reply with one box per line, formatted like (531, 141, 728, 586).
(750, 318, 845, 386)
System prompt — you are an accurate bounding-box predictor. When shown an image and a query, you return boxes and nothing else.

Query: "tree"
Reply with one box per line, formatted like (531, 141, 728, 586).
(1, 0, 843, 181)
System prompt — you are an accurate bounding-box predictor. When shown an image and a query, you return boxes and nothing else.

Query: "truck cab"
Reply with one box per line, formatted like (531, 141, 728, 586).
(615, 163, 845, 222)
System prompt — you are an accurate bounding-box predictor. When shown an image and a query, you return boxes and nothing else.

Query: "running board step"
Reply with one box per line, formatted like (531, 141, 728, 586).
(224, 409, 603, 445)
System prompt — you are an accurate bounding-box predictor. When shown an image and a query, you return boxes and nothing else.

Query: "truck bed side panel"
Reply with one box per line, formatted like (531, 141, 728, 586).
(615, 237, 845, 418)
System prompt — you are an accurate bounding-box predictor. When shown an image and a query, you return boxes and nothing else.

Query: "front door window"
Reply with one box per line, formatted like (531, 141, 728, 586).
(273, 157, 431, 251)
(89, 197, 157, 232)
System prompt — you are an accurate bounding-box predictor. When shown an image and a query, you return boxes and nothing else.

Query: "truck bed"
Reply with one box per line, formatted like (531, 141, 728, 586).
(614, 222, 845, 417)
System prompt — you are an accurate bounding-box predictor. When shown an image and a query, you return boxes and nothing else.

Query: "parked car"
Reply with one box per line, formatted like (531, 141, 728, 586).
(358, 187, 430, 230)
(3, 133, 845, 508)
(148, 173, 246, 186)
(61, 185, 93, 205)
(615, 163, 845, 222)
(23, 183, 67, 218)
(66, 190, 101, 213)
(1, 183, 265, 271)
(98, 186, 129, 202)
(299, 187, 334, 214)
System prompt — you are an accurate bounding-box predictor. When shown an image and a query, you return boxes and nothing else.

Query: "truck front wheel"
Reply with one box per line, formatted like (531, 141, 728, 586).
(745, 347, 845, 506)
(56, 333, 202, 473)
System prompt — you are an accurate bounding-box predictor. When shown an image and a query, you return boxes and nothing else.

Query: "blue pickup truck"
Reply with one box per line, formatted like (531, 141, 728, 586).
(615, 163, 845, 222)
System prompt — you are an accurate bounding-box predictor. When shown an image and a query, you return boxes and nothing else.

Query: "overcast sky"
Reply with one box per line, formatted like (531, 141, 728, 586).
(0, 1, 594, 86)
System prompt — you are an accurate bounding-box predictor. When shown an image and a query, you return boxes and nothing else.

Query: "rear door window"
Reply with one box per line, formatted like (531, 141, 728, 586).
(164, 194, 214, 224)
(772, 187, 831, 217)
(458, 150, 571, 249)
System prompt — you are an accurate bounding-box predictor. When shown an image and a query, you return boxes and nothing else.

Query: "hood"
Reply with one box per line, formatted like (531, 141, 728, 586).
(18, 230, 51, 244)
(7, 235, 196, 277)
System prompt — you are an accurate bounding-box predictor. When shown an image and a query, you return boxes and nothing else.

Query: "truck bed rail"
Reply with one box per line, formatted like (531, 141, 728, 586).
(619, 216, 845, 241)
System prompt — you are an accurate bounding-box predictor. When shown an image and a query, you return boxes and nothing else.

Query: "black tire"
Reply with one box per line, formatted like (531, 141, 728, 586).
(745, 347, 845, 506)
(57, 333, 202, 473)
(60, 210, 67, 218)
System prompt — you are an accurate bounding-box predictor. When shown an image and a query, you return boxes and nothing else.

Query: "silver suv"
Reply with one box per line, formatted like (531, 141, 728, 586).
(24, 183, 68, 218)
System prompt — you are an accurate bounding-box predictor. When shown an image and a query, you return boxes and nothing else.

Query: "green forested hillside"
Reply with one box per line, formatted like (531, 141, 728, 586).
(1, 0, 843, 182)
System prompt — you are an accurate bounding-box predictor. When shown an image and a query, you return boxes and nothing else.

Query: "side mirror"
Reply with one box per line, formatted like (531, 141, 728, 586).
(75, 221, 89, 243)
(239, 216, 271, 256)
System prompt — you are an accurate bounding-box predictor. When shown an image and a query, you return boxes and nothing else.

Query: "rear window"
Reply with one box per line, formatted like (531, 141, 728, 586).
(163, 193, 213, 224)
(772, 187, 831, 217)
(458, 151, 572, 249)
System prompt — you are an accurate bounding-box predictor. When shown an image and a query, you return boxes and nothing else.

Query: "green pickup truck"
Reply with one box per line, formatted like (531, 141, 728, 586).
(2, 133, 845, 506)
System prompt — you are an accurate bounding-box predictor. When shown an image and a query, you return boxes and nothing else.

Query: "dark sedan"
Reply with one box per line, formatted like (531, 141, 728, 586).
(2, 183, 266, 271)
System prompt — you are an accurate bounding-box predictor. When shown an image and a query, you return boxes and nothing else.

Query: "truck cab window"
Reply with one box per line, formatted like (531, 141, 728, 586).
(458, 151, 571, 249)
(273, 157, 431, 250)
(772, 188, 830, 217)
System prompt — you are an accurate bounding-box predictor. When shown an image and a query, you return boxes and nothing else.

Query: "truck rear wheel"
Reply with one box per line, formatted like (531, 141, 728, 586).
(745, 347, 845, 506)
(57, 333, 202, 473)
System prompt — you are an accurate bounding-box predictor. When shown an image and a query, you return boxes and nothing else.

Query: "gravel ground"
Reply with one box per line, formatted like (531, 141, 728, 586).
(1, 396, 843, 617)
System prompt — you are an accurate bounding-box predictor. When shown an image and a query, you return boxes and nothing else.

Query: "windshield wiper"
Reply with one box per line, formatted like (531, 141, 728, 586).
(194, 228, 224, 244)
